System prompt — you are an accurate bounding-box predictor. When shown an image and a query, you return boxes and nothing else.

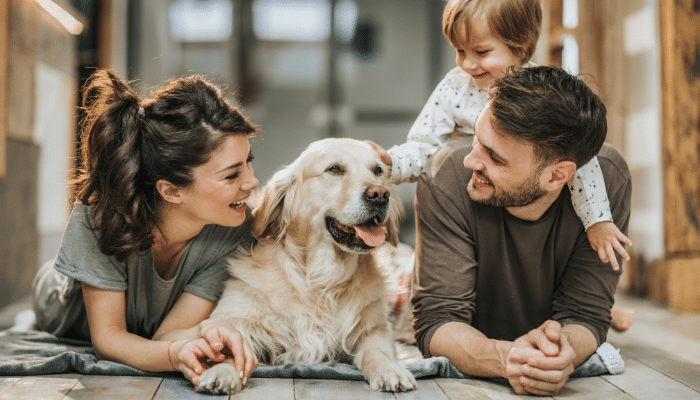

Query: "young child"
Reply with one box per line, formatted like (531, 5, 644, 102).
(370, 0, 635, 331)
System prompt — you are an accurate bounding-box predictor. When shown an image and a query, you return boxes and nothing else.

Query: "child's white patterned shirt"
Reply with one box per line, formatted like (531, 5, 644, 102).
(387, 63, 612, 229)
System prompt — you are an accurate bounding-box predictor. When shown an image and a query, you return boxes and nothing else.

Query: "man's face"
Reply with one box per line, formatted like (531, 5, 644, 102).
(463, 104, 547, 207)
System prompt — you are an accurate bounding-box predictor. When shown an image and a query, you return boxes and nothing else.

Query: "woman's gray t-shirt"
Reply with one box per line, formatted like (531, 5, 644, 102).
(33, 204, 254, 340)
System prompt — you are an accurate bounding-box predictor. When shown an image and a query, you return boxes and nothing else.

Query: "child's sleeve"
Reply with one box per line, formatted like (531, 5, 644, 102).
(567, 156, 614, 230)
(387, 78, 459, 183)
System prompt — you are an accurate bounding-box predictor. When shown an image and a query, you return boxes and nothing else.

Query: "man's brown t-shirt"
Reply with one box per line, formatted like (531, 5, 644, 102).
(412, 142, 631, 357)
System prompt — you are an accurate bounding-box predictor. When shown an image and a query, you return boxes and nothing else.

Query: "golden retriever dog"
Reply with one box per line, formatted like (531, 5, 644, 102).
(196, 138, 417, 394)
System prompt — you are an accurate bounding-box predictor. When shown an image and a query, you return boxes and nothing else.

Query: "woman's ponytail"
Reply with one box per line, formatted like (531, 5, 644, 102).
(74, 70, 153, 262)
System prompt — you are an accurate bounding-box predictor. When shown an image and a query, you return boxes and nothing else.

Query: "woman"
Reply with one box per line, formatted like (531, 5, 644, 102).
(32, 70, 259, 386)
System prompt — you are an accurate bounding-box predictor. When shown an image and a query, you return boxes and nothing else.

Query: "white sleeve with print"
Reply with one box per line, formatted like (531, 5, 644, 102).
(567, 156, 614, 229)
(387, 67, 489, 183)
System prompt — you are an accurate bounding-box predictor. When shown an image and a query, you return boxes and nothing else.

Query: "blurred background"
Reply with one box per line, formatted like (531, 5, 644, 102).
(1, 0, 699, 318)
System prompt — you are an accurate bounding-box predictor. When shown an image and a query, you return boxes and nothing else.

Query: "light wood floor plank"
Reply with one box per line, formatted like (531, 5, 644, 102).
(0, 378, 21, 396)
(0, 374, 81, 400)
(231, 378, 294, 400)
(434, 377, 551, 400)
(293, 379, 394, 400)
(152, 377, 228, 400)
(553, 376, 634, 399)
(394, 379, 448, 400)
(614, 294, 700, 342)
(64, 376, 162, 400)
(608, 321, 700, 367)
(610, 295, 700, 365)
(602, 358, 700, 399)
(614, 343, 700, 392)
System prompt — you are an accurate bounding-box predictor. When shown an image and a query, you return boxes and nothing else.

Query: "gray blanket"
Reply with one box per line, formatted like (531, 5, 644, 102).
(0, 330, 620, 379)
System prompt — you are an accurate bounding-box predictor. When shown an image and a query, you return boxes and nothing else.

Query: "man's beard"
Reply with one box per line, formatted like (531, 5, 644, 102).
(468, 171, 547, 207)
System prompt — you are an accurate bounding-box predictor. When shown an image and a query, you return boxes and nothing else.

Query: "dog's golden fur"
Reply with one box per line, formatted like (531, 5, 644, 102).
(197, 138, 416, 394)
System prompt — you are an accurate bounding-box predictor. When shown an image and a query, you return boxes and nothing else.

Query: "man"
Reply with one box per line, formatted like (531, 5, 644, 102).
(411, 66, 631, 396)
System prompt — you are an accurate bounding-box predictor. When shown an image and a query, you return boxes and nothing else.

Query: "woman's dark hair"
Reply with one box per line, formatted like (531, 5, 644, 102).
(74, 70, 258, 262)
(489, 66, 607, 169)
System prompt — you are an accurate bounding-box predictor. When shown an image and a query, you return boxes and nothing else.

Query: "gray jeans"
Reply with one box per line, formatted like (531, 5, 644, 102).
(32, 259, 91, 340)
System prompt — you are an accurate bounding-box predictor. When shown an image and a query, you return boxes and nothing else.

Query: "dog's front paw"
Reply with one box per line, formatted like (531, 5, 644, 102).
(196, 362, 243, 395)
(365, 362, 417, 392)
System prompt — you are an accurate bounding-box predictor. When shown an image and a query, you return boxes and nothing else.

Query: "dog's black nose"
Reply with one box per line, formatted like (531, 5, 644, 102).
(364, 186, 390, 204)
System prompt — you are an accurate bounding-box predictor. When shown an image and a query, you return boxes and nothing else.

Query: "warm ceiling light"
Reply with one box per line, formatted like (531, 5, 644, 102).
(34, 0, 84, 35)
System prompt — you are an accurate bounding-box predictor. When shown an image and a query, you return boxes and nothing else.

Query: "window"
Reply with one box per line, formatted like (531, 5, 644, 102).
(252, 0, 357, 42)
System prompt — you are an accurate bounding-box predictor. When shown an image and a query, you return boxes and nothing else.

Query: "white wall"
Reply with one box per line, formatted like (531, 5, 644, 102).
(345, 0, 431, 110)
(108, 0, 130, 80)
(33, 64, 73, 265)
(621, 2, 664, 260)
(135, 0, 237, 91)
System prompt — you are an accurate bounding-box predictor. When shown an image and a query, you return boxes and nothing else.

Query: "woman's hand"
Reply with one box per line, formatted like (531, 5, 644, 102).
(198, 320, 259, 384)
(171, 338, 223, 385)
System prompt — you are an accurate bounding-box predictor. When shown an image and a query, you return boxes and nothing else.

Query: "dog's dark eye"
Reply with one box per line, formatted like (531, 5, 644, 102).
(373, 165, 383, 176)
(327, 165, 344, 174)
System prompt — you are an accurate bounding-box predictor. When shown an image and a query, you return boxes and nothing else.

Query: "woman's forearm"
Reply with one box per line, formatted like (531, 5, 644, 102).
(92, 327, 182, 372)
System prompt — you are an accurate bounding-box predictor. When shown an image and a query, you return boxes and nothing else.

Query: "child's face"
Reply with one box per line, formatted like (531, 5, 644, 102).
(453, 17, 524, 91)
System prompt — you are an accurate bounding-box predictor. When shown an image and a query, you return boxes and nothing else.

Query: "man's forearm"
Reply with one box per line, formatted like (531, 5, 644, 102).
(430, 321, 512, 378)
(561, 323, 598, 367)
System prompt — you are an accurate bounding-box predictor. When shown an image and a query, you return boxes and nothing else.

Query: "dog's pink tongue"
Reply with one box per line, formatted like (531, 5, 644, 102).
(353, 225, 386, 247)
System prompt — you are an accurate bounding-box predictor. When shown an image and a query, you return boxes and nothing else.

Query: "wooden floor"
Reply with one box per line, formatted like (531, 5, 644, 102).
(1, 294, 699, 399)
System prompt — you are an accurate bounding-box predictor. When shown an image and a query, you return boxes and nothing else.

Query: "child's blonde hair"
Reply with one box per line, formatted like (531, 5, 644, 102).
(443, 0, 542, 63)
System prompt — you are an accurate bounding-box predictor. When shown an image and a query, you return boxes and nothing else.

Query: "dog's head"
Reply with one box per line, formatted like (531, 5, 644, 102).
(252, 138, 402, 253)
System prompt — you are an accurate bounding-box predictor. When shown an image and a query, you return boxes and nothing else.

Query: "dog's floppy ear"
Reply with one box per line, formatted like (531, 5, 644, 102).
(251, 166, 296, 240)
(385, 186, 404, 247)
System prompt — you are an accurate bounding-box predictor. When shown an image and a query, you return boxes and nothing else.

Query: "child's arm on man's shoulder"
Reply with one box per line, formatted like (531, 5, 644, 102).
(386, 70, 476, 183)
(568, 156, 632, 270)
(586, 221, 632, 270)
(364, 140, 393, 176)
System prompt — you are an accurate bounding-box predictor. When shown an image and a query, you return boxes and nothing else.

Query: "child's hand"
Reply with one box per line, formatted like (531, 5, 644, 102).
(587, 221, 632, 270)
(364, 140, 393, 177)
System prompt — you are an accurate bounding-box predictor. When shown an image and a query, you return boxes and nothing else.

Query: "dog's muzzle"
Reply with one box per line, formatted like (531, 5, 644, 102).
(325, 216, 387, 252)
(325, 186, 392, 252)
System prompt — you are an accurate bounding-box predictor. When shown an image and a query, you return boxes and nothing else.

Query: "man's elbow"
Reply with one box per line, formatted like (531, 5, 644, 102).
(562, 324, 599, 367)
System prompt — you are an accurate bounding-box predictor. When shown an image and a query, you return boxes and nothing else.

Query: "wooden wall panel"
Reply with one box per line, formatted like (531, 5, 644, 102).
(7, 0, 37, 143)
(546, 0, 605, 96)
(0, 0, 8, 178)
(647, 257, 700, 313)
(660, 0, 700, 255)
(576, 0, 604, 95)
(0, 139, 39, 309)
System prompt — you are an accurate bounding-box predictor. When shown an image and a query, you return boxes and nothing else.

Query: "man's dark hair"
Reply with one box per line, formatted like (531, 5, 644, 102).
(489, 66, 607, 169)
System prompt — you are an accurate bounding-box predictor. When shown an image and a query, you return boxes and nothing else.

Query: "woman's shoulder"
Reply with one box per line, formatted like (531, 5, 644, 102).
(69, 203, 95, 219)
(55, 203, 130, 290)
(63, 203, 98, 237)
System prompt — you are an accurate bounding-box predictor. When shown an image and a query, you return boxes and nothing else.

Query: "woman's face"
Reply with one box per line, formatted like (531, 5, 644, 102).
(177, 134, 259, 228)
